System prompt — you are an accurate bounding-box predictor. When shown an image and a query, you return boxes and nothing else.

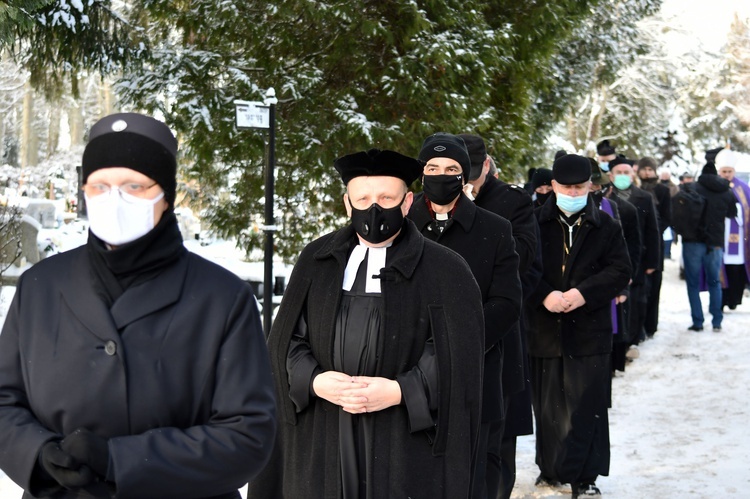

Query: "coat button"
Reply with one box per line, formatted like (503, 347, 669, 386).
(104, 341, 117, 356)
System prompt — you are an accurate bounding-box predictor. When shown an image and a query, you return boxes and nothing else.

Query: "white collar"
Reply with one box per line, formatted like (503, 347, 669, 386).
(342, 242, 390, 293)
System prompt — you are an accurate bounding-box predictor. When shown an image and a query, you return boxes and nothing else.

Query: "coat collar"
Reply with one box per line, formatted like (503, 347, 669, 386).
(408, 192, 477, 234)
(61, 249, 188, 339)
(313, 218, 425, 281)
(537, 193, 602, 227)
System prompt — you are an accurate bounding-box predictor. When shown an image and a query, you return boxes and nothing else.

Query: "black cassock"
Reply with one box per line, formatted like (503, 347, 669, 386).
(288, 247, 438, 499)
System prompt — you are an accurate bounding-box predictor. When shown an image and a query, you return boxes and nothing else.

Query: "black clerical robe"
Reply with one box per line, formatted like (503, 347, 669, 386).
(247, 220, 485, 499)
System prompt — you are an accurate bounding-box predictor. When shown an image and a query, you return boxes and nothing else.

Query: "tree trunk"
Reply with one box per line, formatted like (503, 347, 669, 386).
(20, 82, 37, 168)
(68, 98, 84, 147)
(47, 105, 60, 158)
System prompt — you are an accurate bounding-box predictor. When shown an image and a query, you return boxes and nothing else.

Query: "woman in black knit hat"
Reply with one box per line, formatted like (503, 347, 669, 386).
(0, 113, 277, 498)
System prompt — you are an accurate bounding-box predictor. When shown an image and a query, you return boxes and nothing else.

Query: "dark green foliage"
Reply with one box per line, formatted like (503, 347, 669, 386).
(1, 0, 145, 98)
(11, 0, 665, 260)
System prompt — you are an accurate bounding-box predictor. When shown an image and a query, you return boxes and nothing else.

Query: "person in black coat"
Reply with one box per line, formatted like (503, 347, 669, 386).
(247, 149, 485, 499)
(589, 159, 642, 371)
(460, 133, 536, 499)
(407, 133, 521, 499)
(637, 157, 672, 338)
(0, 113, 277, 499)
(528, 154, 631, 498)
(682, 163, 737, 331)
(608, 157, 660, 345)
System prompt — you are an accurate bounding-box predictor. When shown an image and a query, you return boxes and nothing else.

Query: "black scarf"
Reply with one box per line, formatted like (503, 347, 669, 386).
(87, 211, 187, 307)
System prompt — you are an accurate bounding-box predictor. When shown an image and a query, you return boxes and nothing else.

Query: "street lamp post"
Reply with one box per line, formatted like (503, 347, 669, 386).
(234, 88, 278, 337)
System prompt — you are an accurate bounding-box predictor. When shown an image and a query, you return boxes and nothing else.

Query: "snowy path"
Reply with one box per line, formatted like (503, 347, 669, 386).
(2, 256, 749, 498)
(511, 256, 750, 498)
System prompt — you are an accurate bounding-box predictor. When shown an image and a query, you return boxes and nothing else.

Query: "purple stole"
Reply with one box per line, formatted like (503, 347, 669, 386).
(600, 198, 619, 335)
(729, 178, 750, 280)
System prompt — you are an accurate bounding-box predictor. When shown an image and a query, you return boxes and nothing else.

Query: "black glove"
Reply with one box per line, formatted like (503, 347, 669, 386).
(60, 428, 110, 478)
(37, 440, 96, 489)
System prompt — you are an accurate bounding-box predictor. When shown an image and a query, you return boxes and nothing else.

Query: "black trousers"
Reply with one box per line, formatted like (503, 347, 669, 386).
(472, 419, 503, 499)
(644, 268, 663, 336)
(530, 355, 611, 485)
(723, 264, 748, 308)
(629, 281, 649, 344)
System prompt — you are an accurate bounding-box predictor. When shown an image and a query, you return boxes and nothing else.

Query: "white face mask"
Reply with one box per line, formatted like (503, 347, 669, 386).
(85, 189, 165, 246)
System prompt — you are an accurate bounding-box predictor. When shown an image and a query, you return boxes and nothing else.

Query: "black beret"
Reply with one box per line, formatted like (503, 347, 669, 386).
(597, 140, 616, 156)
(552, 154, 591, 185)
(608, 156, 634, 169)
(531, 168, 553, 189)
(705, 146, 724, 163)
(82, 113, 178, 206)
(458, 133, 487, 180)
(554, 149, 567, 161)
(418, 133, 472, 183)
(701, 162, 718, 175)
(334, 148, 423, 186)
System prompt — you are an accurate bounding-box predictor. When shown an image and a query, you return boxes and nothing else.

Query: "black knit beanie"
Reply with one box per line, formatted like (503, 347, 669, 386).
(82, 113, 178, 206)
(418, 133, 472, 183)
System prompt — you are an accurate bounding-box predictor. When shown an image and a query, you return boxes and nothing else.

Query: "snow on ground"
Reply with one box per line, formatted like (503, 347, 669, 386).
(1, 247, 749, 498)
(510, 253, 750, 498)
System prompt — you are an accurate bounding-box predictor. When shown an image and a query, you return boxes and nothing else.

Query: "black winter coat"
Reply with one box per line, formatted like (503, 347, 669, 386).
(612, 186, 660, 284)
(695, 174, 738, 247)
(247, 220, 484, 499)
(527, 195, 631, 358)
(0, 247, 276, 499)
(408, 193, 521, 422)
(473, 175, 537, 274)
(473, 176, 536, 397)
(601, 191, 643, 280)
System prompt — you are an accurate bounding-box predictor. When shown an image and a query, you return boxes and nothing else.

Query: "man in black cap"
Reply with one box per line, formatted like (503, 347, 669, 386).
(0, 113, 277, 498)
(248, 148, 485, 498)
(680, 159, 737, 332)
(636, 157, 672, 338)
(608, 157, 660, 346)
(460, 133, 537, 499)
(596, 140, 617, 174)
(527, 154, 630, 498)
(531, 168, 554, 208)
(407, 132, 521, 499)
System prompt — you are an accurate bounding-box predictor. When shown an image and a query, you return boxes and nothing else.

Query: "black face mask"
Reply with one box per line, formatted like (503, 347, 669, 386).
(640, 177, 658, 185)
(422, 174, 463, 205)
(349, 195, 406, 244)
(591, 189, 605, 203)
(535, 191, 552, 205)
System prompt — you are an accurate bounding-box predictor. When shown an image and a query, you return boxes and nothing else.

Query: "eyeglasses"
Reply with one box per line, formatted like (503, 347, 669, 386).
(83, 182, 158, 198)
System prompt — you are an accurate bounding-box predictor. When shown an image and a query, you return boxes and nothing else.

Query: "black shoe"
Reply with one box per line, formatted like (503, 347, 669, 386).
(535, 473, 562, 488)
(687, 325, 703, 332)
(572, 482, 601, 497)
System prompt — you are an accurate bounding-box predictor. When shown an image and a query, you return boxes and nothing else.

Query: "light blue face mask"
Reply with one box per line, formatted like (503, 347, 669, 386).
(613, 174, 633, 190)
(599, 161, 610, 172)
(556, 192, 588, 213)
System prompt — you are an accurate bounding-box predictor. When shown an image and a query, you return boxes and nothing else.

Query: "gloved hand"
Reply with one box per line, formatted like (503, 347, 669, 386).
(60, 428, 110, 478)
(37, 440, 96, 489)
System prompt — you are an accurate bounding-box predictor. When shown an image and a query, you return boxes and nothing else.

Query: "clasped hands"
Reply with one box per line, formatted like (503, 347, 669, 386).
(543, 288, 586, 313)
(38, 428, 109, 490)
(313, 371, 402, 414)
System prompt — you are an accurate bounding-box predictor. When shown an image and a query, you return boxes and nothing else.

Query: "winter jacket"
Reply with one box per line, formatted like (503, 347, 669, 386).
(0, 247, 276, 499)
(527, 195, 631, 358)
(695, 174, 738, 247)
